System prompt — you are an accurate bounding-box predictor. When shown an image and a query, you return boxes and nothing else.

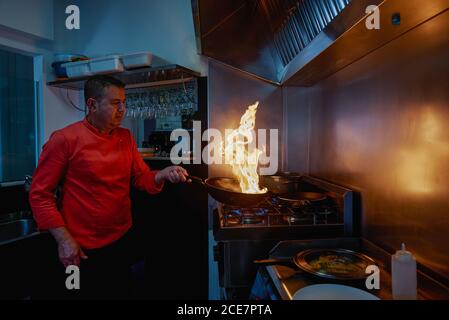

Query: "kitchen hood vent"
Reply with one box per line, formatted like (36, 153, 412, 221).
(192, 0, 352, 84)
(193, 0, 449, 86)
(263, 0, 351, 67)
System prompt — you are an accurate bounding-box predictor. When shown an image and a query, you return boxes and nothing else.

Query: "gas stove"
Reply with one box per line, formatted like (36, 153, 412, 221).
(213, 175, 356, 241)
(219, 197, 341, 227)
(212, 175, 359, 299)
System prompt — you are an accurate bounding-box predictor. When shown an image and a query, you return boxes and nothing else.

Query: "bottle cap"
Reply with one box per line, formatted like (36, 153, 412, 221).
(394, 243, 416, 262)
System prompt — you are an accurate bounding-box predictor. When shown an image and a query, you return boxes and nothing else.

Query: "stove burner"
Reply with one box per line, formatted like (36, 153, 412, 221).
(228, 207, 268, 217)
(229, 209, 242, 216)
(288, 214, 314, 224)
(219, 193, 342, 228)
(255, 208, 269, 216)
(241, 214, 264, 225)
(224, 215, 241, 226)
(223, 207, 268, 226)
(317, 208, 333, 215)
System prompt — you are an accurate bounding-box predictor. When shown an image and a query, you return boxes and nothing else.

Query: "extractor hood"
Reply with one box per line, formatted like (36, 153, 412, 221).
(192, 0, 353, 85)
(192, 0, 449, 86)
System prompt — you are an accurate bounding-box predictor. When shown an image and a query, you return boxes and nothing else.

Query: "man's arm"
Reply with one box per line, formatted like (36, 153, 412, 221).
(155, 166, 189, 184)
(29, 131, 68, 229)
(129, 132, 189, 190)
(49, 227, 88, 267)
(29, 131, 86, 266)
(129, 132, 165, 193)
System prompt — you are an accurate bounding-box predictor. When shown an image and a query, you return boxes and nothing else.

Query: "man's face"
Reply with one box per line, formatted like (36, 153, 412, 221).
(93, 86, 126, 131)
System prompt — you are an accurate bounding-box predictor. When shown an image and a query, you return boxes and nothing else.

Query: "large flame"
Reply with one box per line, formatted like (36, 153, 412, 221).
(224, 102, 267, 194)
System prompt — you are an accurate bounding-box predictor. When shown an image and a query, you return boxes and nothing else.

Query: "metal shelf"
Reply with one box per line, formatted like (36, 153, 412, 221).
(47, 63, 201, 91)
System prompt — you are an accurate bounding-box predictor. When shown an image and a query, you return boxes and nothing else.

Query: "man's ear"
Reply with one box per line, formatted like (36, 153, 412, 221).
(86, 98, 97, 112)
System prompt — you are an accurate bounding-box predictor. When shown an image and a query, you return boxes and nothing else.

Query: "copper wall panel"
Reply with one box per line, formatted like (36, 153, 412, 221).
(286, 10, 449, 281)
(283, 86, 313, 174)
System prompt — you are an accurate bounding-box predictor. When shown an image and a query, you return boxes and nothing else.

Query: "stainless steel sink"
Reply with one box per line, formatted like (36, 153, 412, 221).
(0, 219, 39, 245)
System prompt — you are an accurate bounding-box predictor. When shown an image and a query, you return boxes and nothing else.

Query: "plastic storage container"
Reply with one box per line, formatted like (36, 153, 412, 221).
(53, 53, 87, 63)
(391, 243, 417, 300)
(52, 61, 68, 78)
(62, 60, 92, 78)
(121, 52, 153, 69)
(89, 55, 124, 75)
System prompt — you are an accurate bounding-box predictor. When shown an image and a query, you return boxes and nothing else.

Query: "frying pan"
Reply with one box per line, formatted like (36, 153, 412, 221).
(278, 192, 326, 206)
(189, 175, 268, 207)
(254, 248, 376, 281)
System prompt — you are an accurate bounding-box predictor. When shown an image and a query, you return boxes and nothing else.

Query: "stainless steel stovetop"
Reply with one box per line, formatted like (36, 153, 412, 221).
(213, 175, 355, 241)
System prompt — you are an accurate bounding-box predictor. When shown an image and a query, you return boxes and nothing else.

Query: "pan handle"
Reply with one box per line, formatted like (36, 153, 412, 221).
(188, 175, 205, 185)
(253, 258, 297, 268)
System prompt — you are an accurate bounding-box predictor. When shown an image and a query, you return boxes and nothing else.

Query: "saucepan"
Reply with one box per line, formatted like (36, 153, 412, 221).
(259, 173, 302, 195)
(188, 175, 268, 207)
(259, 175, 297, 195)
(277, 192, 327, 207)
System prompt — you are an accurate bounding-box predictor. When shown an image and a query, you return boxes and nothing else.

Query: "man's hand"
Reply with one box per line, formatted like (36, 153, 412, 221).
(49, 227, 88, 267)
(155, 166, 189, 184)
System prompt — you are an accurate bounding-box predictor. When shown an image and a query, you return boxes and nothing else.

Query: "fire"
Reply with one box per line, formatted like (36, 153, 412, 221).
(224, 102, 267, 194)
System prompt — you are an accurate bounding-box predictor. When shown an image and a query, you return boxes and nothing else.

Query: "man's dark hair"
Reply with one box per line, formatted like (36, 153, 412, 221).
(84, 75, 125, 104)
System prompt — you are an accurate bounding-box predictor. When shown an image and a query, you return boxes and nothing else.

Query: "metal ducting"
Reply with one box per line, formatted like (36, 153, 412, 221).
(263, 0, 351, 67)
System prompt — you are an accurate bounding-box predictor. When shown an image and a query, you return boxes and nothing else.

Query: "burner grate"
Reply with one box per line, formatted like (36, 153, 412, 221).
(219, 196, 342, 228)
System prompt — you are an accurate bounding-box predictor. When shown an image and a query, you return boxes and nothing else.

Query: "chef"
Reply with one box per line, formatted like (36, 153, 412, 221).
(29, 75, 188, 299)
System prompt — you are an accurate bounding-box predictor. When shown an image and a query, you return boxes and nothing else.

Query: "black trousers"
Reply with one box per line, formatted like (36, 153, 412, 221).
(34, 231, 140, 300)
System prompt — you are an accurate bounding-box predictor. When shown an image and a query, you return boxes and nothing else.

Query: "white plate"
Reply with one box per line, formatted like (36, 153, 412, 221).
(292, 284, 380, 300)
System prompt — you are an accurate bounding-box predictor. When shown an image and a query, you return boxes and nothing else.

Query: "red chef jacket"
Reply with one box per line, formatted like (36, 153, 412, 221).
(29, 118, 164, 249)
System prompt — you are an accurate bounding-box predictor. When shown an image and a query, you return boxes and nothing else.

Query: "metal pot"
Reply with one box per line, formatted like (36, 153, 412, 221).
(259, 173, 302, 195)
(278, 171, 303, 179)
(277, 192, 327, 207)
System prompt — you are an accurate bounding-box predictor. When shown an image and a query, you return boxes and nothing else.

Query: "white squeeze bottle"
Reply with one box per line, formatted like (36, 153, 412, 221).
(392, 243, 417, 300)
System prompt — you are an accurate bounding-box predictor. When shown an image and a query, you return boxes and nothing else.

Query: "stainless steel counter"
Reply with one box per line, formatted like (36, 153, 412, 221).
(263, 238, 449, 300)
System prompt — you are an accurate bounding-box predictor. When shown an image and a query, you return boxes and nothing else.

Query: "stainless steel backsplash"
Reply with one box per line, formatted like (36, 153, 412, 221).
(285, 9, 449, 281)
